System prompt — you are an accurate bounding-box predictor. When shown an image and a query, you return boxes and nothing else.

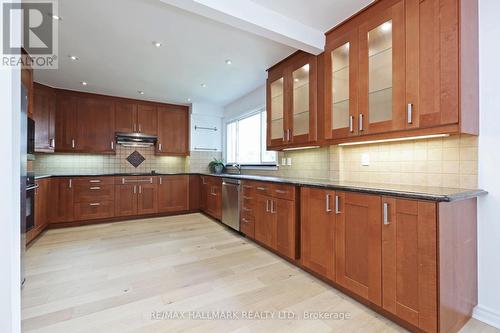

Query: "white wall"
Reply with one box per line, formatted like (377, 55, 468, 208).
(0, 0, 21, 329)
(474, 0, 500, 329)
(224, 84, 266, 121)
(190, 103, 223, 152)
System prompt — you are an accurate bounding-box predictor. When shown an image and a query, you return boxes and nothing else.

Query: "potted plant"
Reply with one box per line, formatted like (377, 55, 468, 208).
(208, 158, 225, 174)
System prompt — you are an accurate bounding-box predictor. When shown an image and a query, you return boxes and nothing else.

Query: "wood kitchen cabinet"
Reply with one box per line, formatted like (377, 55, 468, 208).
(335, 191, 382, 306)
(55, 92, 115, 154)
(115, 176, 158, 217)
(73, 177, 115, 221)
(158, 175, 189, 213)
(204, 177, 222, 220)
(115, 102, 157, 135)
(300, 187, 336, 281)
(304, 0, 480, 146)
(156, 106, 189, 156)
(137, 104, 157, 135)
(267, 51, 318, 150)
(115, 102, 138, 133)
(33, 83, 56, 152)
(21, 49, 34, 119)
(381, 197, 437, 332)
(240, 181, 257, 239)
(254, 182, 298, 260)
(48, 178, 74, 224)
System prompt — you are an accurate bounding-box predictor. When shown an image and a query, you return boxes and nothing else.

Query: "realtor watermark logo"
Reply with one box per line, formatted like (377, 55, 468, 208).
(2, 0, 59, 68)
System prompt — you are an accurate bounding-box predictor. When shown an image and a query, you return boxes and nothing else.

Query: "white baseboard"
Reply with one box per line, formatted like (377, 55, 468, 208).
(473, 305, 500, 330)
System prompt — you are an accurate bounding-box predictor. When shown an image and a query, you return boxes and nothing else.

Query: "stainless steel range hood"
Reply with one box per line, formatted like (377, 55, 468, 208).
(116, 132, 157, 148)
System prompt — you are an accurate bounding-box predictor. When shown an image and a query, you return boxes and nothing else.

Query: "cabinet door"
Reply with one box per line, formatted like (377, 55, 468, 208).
(157, 106, 189, 155)
(290, 54, 317, 144)
(76, 98, 115, 153)
(115, 102, 137, 133)
(254, 195, 276, 249)
(34, 179, 48, 229)
(335, 192, 382, 305)
(200, 177, 209, 212)
(33, 84, 56, 152)
(358, 0, 405, 135)
(137, 184, 158, 215)
(405, 0, 459, 129)
(55, 95, 78, 152)
(188, 175, 200, 211)
(301, 187, 336, 280)
(137, 104, 157, 135)
(325, 27, 359, 139)
(158, 176, 189, 213)
(382, 198, 437, 332)
(48, 178, 74, 223)
(267, 72, 287, 148)
(115, 185, 137, 217)
(275, 198, 297, 260)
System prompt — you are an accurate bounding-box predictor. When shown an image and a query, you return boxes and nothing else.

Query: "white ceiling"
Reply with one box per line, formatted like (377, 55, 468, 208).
(34, 0, 372, 108)
(34, 0, 295, 107)
(251, 0, 374, 32)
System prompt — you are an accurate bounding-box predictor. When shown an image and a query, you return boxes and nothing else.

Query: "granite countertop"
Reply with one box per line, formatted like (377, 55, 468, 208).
(34, 172, 487, 202)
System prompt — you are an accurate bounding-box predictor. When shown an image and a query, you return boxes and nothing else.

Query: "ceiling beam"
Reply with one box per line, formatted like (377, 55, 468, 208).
(159, 0, 325, 54)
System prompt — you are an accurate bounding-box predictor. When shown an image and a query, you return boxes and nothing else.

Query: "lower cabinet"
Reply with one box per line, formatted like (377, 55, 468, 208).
(48, 177, 74, 223)
(158, 175, 189, 213)
(253, 182, 298, 260)
(201, 176, 222, 220)
(300, 187, 336, 281)
(335, 191, 382, 306)
(381, 197, 437, 332)
(27, 178, 49, 243)
(73, 177, 115, 220)
(115, 176, 158, 217)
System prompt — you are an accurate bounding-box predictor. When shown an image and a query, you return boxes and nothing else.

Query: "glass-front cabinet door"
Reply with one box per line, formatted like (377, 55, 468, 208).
(267, 74, 286, 147)
(325, 28, 358, 139)
(289, 54, 317, 144)
(358, 0, 405, 135)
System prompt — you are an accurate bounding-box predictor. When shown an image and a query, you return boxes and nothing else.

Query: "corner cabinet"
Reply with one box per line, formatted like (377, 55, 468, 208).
(267, 51, 318, 150)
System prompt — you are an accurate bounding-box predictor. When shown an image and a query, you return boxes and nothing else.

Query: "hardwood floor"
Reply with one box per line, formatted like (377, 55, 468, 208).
(22, 214, 498, 333)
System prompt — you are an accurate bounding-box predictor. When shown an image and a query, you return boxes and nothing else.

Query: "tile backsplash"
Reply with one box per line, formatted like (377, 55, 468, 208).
(245, 134, 478, 189)
(34, 135, 478, 189)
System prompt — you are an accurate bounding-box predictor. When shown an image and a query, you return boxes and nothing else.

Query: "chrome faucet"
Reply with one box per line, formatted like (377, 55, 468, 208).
(232, 163, 242, 174)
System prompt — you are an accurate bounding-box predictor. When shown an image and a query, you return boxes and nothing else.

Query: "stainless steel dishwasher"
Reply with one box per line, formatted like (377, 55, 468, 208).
(222, 178, 240, 231)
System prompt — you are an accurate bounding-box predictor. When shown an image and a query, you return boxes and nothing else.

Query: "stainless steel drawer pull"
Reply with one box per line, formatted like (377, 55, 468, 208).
(71, 139, 76, 149)
(257, 187, 266, 191)
(326, 194, 332, 212)
(242, 207, 252, 212)
(90, 187, 101, 190)
(69, 179, 72, 189)
(243, 196, 253, 200)
(270, 200, 276, 213)
(89, 180, 101, 183)
(407, 104, 413, 124)
(242, 218, 250, 224)
(266, 200, 270, 212)
(111, 141, 114, 150)
(349, 116, 354, 133)
(139, 186, 142, 194)
(89, 203, 100, 206)
(335, 195, 341, 214)
(358, 114, 364, 132)
(275, 189, 287, 194)
(50, 138, 55, 148)
(158, 143, 162, 151)
(243, 185, 253, 189)
(383, 203, 390, 225)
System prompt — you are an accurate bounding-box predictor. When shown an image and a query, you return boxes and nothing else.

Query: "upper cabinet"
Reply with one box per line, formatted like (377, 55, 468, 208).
(156, 105, 189, 156)
(33, 83, 56, 152)
(267, 0, 478, 149)
(267, 51, 318, 150)
(115, 102, 158, 136)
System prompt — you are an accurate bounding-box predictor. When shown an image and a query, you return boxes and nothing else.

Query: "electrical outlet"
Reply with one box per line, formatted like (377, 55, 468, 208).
(361, 153, 370, 166)
(286, 157, 292, 166)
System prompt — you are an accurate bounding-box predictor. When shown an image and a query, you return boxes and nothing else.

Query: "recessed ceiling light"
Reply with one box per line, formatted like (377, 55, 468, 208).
(138, 91, 145, 95)
(200, 83, 207, 88)
(187, 98, 192, 102)
(52, 14, 62, 21)
(69, 55, 79, 61)
(81, 81, 88, 86)
(153, 41, 162, 48)
(225, 59, 232, 65)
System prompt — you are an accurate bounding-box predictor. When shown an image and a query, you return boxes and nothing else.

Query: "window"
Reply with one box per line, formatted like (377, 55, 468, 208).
(226, 110, 277, 166)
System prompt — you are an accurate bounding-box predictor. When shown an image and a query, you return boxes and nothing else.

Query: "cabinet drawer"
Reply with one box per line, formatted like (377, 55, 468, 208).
(254, 182, 272, 196)
(74, 184, 114, 202)
(73, 177, 114, 186)
(240, 213, 255, 239)
(241, 197, 255, 214)
(115, 176, 158, 185)
(270, 183, 295, 201)
(74, 200, 114, 220)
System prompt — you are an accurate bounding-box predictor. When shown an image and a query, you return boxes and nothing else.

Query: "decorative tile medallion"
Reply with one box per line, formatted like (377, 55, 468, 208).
(126, 150, 145, 168)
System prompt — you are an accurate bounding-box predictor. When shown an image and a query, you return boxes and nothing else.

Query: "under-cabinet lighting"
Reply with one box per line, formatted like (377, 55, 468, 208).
(337, 134, 450, 147)
(282, 145, 320, 151)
